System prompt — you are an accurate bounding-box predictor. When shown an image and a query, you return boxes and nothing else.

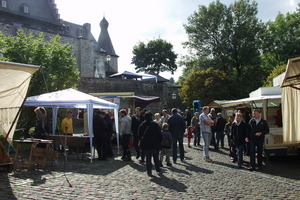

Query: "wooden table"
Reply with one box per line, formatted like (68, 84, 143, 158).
(14, 139, 56, 169)
(46, 135, 91, 154)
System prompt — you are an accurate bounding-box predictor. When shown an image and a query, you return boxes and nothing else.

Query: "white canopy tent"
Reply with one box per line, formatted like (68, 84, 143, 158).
(24, 88, 120, 161)
(281, 57, 300, 144)
(0, 61, 40, 145)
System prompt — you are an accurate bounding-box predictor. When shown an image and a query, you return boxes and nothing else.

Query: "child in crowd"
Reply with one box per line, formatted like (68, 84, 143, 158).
(186, 126, 193, 148)
(160, 123, 173, 167)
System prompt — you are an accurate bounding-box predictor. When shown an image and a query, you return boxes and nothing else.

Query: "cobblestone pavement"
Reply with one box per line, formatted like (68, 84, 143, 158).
(1, 140, 300, 200)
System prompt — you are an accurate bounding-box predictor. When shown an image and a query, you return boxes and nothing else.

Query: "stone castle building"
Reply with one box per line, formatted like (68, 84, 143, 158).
(0, 0, 118, 78)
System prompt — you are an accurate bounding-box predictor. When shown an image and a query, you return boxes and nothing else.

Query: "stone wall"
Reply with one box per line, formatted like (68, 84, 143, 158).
(78, 78, 184, 113)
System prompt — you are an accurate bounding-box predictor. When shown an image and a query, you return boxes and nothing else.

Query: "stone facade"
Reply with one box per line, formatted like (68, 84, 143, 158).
(0, 0, 118, 78)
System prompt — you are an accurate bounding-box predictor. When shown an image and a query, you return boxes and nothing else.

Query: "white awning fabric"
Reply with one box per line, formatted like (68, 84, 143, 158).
(0, 61, 39, 145)
(281, 57, 300, 144)
(219, 95, 281, 108)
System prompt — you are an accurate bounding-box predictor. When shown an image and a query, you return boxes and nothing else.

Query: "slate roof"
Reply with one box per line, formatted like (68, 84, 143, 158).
(0, 0, 61, 25)
(97, 17, 117, 56)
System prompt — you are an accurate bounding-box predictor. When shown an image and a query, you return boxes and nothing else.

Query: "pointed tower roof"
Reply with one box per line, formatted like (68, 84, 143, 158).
(97, 17, 117, 56)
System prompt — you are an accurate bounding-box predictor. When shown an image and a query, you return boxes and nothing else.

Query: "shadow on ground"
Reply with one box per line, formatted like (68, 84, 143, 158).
(0, 169, 17, 199)
(150, 173, 188, 192)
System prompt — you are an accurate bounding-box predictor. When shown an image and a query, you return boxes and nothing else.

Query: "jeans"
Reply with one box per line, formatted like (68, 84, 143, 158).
(236, 144, 244, 165)
(122, 134, 131, 159)
(216, 131, 224, 148)
(193, 127, 201, 146)
(144, 149, 160, 174)
(250, 140, 263, 168)
(172, 135, 184, 162)
(202, 131, 212, 158)
(210, 131, 217, 149)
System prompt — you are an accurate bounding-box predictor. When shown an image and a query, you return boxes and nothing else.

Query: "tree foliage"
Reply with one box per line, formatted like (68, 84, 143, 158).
(264, 65, 286, 87)
(0, 29, 79, 131)
(181, 0, 266, 100)
(132, 38, 177, 74)
(179, 68, 232, 105)
(261, 8, 300, 71)
(0, 29, 79, 96)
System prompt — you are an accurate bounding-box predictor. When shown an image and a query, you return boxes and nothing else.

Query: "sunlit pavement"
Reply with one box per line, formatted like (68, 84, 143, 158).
(1, 139, 300, 200)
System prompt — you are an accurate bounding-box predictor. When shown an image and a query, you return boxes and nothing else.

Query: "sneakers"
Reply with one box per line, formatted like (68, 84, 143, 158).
(204, 157, 213, 162)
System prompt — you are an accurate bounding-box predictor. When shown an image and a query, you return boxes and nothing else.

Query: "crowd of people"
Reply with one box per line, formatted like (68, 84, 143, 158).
(33, 105, 270, 176)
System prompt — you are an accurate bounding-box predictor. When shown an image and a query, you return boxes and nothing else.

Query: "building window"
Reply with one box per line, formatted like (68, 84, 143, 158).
(24, 6, 29, 13)
(1, 0, 7, 8)
(21, 5, 29, 13)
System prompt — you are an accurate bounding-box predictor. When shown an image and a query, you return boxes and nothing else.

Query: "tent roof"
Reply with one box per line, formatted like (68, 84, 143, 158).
(24, 88, 119, 109)
(110, 71, 142, 79)
(141, 72, 169, 83)
(281, 57, 300, 90)
(219, 95, 281, 108)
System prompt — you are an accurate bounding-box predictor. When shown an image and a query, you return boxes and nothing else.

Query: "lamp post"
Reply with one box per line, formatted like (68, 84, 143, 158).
(172, 92, 177, 109)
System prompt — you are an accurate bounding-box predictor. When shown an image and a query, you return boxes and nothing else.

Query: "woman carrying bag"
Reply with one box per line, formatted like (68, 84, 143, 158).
(138, 112, 162, 177)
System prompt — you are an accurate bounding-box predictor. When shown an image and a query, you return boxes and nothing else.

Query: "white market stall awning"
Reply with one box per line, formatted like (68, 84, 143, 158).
(24, 88, 120, 162)
(220, 95, 281, 108)
(25, 88, 119, 109)
(281, 57, 300, 144)
(0, 61, 40, 145)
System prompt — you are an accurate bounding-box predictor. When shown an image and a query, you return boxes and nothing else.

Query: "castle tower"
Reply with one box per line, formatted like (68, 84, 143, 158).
(95, 17, 118, 77)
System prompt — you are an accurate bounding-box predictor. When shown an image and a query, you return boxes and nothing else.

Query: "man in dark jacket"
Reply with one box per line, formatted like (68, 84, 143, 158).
(138, 112, 162, 177)
(231, 113, 249, 168)
(248, 109, 269, 171)
(215, 113, 226, 149)
(167, 108, 186, 163)
(93, 111, 109, 160)
(131, 107, 145, 160)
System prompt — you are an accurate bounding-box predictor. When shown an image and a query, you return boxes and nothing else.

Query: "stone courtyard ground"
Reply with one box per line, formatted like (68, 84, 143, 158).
(1, 140, 300, 200)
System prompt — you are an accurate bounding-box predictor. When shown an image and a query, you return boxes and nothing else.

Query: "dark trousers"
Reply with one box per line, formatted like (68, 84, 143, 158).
(133, 134, 140, 157)
(172, 135, 184, 162)
(193, 127, 201, 146)
(95, 137, 108, 159)
(144, 149, 160, 174)
(250, 140, 263, 168)
(216, 131, 224, 148)
(122, 134, 131, 159)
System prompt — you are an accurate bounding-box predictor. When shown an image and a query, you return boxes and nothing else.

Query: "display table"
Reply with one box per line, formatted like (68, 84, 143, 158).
(14, 139, 55, 169)
(46, 135, 91, 156)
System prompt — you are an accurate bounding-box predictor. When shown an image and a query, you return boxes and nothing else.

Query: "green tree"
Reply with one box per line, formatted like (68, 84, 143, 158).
(179, 68, 232, 105)
(0, 29, 79, 96)
(0, 29, 79, 131)
(264, 64, 286, 87)
(132, 38, 177, 74)
(261, 8, 300, 71)
(182, 0, 265, 98)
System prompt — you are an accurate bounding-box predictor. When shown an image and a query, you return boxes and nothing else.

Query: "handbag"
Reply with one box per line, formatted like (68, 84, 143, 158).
(138, 125, 150, 147)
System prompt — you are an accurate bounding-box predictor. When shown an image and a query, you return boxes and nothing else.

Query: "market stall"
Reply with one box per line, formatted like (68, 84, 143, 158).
(24, 88, 119, 162)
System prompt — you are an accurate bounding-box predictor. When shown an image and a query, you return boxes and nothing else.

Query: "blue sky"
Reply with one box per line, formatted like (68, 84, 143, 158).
(55, 0, 300, 80)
